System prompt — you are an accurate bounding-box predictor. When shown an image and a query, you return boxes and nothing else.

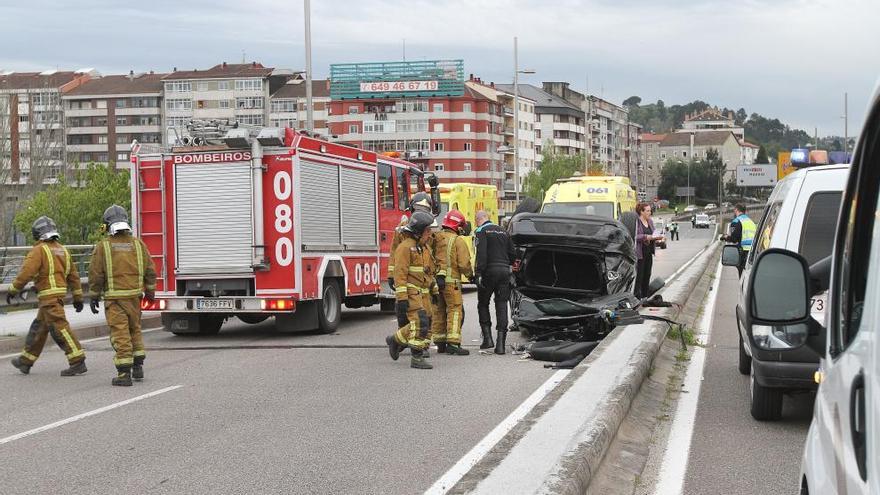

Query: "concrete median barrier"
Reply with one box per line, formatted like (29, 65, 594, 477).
(446, 241, 720, 494)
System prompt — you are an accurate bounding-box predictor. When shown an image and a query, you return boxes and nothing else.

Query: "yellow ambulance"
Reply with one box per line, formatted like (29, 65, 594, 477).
(438, 183, 499, 281)
(541, 175, 638, 220)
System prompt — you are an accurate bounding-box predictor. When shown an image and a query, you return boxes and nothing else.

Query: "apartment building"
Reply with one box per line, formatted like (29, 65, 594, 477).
(328, 61, 507, 191)
(269, 79, 331, 136)
(0, 69, 94, 184)
(161, 62, 293, 143)
(497, 83, 585, 163)
(488, 85, 536, 206)
(639, 133, 666, 200)
(681, 107, 745, 140)
(62, 72, 165, 168)
(659, 130, 743, 174)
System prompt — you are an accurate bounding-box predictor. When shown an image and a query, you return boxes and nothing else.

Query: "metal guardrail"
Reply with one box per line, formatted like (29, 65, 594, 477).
(0, 245, 94, 312)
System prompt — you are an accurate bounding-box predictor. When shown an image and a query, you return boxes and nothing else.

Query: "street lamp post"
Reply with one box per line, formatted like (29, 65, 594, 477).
(513, 36, 535, 204)
(304, 0, 314, 132)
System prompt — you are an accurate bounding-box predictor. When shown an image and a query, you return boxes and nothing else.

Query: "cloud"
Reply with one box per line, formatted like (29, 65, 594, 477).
(0, 0, 877, 134)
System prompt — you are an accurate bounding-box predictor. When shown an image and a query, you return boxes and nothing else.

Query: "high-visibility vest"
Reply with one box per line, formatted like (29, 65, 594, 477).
(734, 214, 757, 251)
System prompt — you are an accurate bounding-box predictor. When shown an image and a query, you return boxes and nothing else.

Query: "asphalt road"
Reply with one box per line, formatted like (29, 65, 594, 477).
(0, 221, 713, 494)
(681, 262, 814, 495)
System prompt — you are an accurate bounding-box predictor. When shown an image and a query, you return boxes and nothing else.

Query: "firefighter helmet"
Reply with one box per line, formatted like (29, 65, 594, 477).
(408, 192, 433, 213)
(31, 216, 60, 241)
(403, 211, 436, 236)
(442, 210, 467, 232)
(103, 205, 131, 235)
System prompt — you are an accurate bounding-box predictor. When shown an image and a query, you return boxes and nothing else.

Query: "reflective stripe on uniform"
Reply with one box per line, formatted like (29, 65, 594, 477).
(445, 235, 455, 279)
(408, 266, 425, 273)
(113, 356, 134, 366)
(406, 283, 430, 294)
(38, 245, 67, 298)
(58, 326, 84, 359)
(103, 240, 114, 293)
(133, 350, 146, 357)
(21, 351, 38, 362)
(738, 215, 757, 252)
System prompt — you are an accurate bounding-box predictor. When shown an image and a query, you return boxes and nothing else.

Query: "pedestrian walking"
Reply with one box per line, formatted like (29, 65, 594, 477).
(720, 204, 756, 276)
(430, 210, 473, 356)
(88, 205, 156, 386)
(7, 216, 87, 376)
(474, 210, 515, 354)
(385, 211, 437, 370)
(670, 221, 680, 241)
(634, 203, 664, 298)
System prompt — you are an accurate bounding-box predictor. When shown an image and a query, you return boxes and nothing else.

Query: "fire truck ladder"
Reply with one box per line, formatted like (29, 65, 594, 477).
(137, 157, 169, 291)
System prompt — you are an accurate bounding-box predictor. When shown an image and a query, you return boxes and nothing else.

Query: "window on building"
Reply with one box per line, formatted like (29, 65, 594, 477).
(117, 153, 129, 161)
(166, 99, 193, 111)
(464, 142, 473, 151)
(218, 81, 231, 91)
(463, 162, 472, 171)
(432, 103, 444, 112)
(18, 115, 28, 122)
(271, 118, 296, 128)
(378, 163, 394, 209)
(236, 97, 264, 109)
(682, 151, 688, 158)
(117, 117, 127, 126)
(166, 116, 190, 128)
(463, 123, 471, 133)
(166, 81, 192, 92)
(433, 123, 444, 132)
(349, 124, 359, 134)
(197, 82, 209, 92)
(271, 99, 297, 112)
(235, 115, 264, 126)
(396, 120, 428, 132)
(348, 105, 360, 114)
(235, 79, 263, 91)
(434, 142, 444, 152)
(219, 99, 232, 109)
(434, 162, 445, 171)
(114, 99, 127, 109)
(396, 100, 428, 113)
(660, 152, 667, 159)
(462, 103, 472, 113)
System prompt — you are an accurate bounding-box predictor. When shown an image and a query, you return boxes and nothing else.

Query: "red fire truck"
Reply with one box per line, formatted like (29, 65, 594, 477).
(132, 127, 437, 335)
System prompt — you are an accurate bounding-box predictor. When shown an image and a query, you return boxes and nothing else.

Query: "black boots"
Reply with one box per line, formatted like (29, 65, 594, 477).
(410, 350, 433, 369)
(112, 368, 133, 387)
(445, 343, 470, 356)
(132, 365, 144, 381)
(435, 342, 447, 354)
(60, 360, 87, 376)
(386, 335, 402, 361)
(480, 325, 494, 349)
(11, 357, 31, 375)
(494, 330, 507, 355)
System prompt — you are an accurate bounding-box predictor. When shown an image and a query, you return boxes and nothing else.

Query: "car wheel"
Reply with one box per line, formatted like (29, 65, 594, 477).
(750, 361, 783, 421)
(738, 333, 751, 375)
(317, 279, 342, 334)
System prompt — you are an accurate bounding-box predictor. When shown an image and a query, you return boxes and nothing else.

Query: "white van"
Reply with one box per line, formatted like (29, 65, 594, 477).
(725, 163, 849, 420)
(736, 84, 879, 493)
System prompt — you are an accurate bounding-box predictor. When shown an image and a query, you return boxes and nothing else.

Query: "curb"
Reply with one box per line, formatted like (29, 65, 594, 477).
(450, 241, 720, 494)
(0, 315, 162, 355)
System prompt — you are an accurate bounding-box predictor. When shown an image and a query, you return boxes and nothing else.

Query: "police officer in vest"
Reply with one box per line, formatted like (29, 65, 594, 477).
(88, 205, 157, 386)
(721, 204, 756, 276)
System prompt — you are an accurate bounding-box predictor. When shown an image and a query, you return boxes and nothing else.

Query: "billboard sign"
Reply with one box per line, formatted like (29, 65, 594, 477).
(737, 164, 777, 187)
(675, 186, 695, 197)
(331, 60, 465, 100)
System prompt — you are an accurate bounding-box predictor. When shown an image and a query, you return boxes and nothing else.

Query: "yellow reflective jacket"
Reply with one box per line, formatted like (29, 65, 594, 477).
(432, 229, 473, 282)
(88, 233, 157, 300)
(12, 240, 83, 302)
(392, 235, 434, 302)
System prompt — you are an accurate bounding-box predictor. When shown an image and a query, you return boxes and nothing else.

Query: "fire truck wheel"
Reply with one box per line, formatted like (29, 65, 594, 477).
(317, 279, 342, 334)
(238, 314, 270, 325)
(198, 315, 224, 335)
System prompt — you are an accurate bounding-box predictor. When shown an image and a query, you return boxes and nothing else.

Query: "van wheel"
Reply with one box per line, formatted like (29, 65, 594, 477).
(198, 315, 224, 336)
(750, 361, 783, 421)
(738, 333, 751, 375)
(619, 211, 638, 240)
(317, 279, 342, 334)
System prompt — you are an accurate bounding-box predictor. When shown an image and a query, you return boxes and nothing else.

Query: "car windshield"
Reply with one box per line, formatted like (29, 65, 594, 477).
(696, 214, 709, 221)
(542, 201, 615, 218)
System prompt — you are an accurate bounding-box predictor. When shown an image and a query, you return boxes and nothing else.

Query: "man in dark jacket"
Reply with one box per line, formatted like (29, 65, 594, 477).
(474, 210, 515, 354)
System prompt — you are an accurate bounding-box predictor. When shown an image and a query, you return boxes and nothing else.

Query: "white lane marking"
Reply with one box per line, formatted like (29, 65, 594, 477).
(0, 327, 162, 360)
(425, 369, 571, 495)
(0, 385, 182, 446)
(653, 258, 723, 495)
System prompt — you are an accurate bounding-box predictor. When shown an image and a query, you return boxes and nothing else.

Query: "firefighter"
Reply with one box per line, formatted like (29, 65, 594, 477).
(88, 205, 157, 386)
(7, 216, 87, 376)
(385, 211, 436, 369)
(474, 210, 515, 354)
(431, 210, 473, 356)
(720, 204, 756, 276)
(386, 192, 434, 290)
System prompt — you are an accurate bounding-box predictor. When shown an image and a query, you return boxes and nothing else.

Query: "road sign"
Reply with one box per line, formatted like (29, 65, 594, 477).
(675, 187, 695, 197)
(737, 164, 777, 187)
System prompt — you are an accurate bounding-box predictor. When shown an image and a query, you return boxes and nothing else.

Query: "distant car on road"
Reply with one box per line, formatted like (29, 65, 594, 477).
(721, 201, 731, 208)
(683, 204, 698, 213)
(705, 203, 717, 209)
(694, 213, 711, 228)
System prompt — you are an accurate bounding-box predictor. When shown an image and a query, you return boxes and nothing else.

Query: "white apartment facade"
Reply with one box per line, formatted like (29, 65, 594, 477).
(269, 79, 331, 136)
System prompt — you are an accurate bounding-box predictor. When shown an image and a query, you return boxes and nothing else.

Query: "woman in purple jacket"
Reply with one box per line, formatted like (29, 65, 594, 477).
(634, 202, 664, 298)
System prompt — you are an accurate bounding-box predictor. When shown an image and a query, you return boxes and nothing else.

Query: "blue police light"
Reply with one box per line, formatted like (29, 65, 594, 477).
(790, 148, 809, 165)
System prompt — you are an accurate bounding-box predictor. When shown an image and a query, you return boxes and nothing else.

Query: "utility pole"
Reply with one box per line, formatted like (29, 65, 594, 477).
(688, 132, 694, 207)
(304, 0, 314, 132)
(844, 92, 849, 157)
(514, 36, 520, 203)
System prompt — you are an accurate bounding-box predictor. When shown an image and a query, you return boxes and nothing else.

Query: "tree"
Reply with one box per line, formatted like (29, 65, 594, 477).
(657, 148, 724, 204)
(13, 165, 131, 245)
(622, 96, 642, 107)
(524, 140, 585, 200)
(755, 145, 769, 164)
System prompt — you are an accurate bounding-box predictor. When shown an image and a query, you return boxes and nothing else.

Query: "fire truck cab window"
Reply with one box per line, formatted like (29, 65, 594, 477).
(396, 167, 408, 210)
(410, 171, 422, 199)
(378, 163, 394, 209)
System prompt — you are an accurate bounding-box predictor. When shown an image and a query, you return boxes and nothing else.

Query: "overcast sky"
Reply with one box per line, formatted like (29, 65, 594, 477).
(2, 0, 877, 136)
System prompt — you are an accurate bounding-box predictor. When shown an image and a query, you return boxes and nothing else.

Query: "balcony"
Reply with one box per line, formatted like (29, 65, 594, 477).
(117, 125, 162, 134)
(66, 126, 108, 135)
(503, 106, 514, 116)
(116, 107, 161, 116)
(503, 181, 516, 192)
(66, 144, 108, 152)
(502, 126, 514, 136)
(497, 145, 514, 155)
(65, 108, 107, 117)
